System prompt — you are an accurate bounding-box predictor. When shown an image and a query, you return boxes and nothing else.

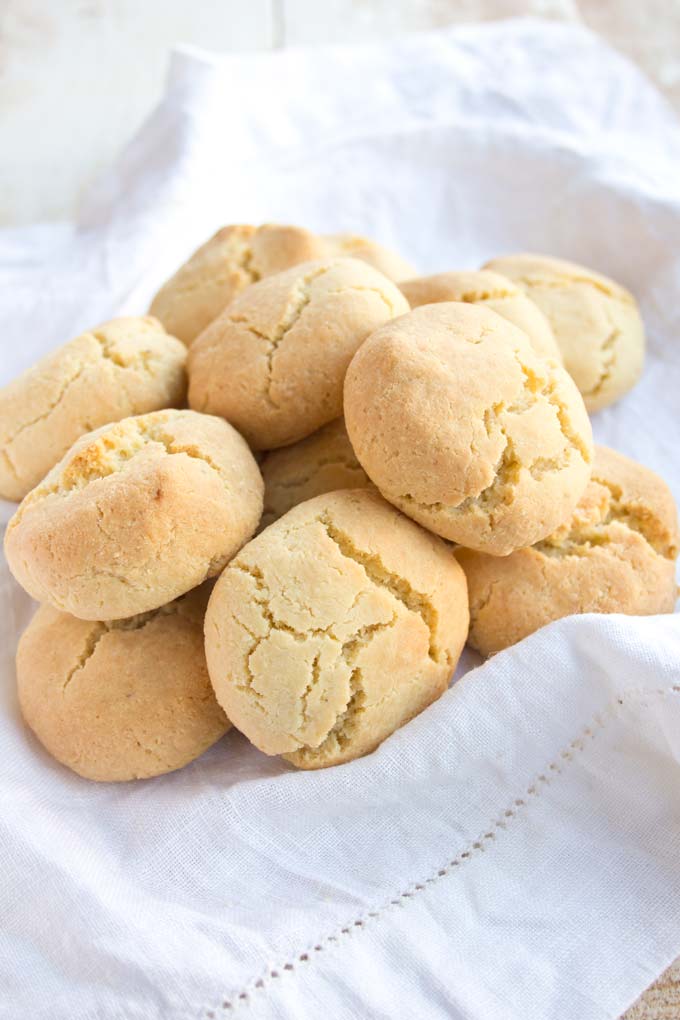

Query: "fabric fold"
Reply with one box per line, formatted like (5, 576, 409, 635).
(1, 18, 679, 1020)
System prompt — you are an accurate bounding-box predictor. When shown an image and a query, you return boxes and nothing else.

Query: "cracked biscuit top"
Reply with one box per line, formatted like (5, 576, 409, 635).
(204, 488, 469, 769)
(344, 302, 593, 556)
(260, 418, 372, 530)
(457, 445, 679, 656)
(16, 586, 229, 781)
(482, 253, 645, 412)
(187, 257, 410, 450)
(149, 224, 415, 347)
(150, 224, 325, 346)
(4, 409, 263, 620)
(0, 316, 187, 502)
(399, 269, 560, 362)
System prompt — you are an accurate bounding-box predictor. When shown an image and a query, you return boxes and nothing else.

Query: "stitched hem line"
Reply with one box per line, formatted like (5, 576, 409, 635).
(202, 683, 679, 1017)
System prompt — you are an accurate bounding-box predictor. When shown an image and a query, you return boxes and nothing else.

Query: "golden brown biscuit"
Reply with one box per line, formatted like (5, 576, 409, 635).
(149, 225, 415, 347)
(482, 254, 645, 411)
(260, 418, 372, 529)
(322, 233, 416, 281)
(457, 446, 679, 656)
(4, 409, 263, 620)
(0, 317, 186, 502)
(149, 224, 324, 346)
(205, 489, 469, 769)
(17, 586, 229, 781)
(188, 257, 409, 450)
(344, 302, 593, 555)
(399, 269, 560, 361)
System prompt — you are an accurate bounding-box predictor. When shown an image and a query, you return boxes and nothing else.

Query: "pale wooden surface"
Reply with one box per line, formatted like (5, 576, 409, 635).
(625, 959, 680, 1020)
(0, 1, 678, 1016)
(0, 0, 274, 223)
(1, 0, 679, 225)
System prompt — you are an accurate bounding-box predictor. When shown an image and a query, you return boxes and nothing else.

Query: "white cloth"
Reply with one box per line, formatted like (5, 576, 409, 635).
(1, 17, 680, 1020)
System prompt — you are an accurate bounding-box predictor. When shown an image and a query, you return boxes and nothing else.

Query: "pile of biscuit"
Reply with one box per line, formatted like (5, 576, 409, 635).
(2, 224, 677, 782)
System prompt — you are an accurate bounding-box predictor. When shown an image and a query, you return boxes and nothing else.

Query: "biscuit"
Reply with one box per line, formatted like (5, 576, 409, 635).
(322, 233, 416, 281)
(457, 446, 679, 656)
(149, 224, 324, 346)
(149, 225, 415, 347)
(4, 409, 263, 620)
(17, 586, 229, 781)
(188, 258, 410, 450)
(0, 317, 187, 502)
(344, 302, 593, 555)
(205, 489, 469, 769)
(399, 270, 560, 361)
(482, 254, 645, 411)
(260, 418, 372, 529)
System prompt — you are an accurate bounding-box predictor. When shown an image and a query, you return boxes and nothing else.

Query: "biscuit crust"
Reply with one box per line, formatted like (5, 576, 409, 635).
(483, 254, 645, 411)
(0, 317, 187, 501)
(457, 446, 679, 656)
(399, 269, 560, 361)
(205, 489, 469, 769)
(260, 418, 372, 530)
(150, 224, 415, 346)
(4, 409, 263, 620)
(344, 302, 593, 555)
(188, 257, 410, 450)
(17, 587, 229, 781)
(149, 224, 325, 346)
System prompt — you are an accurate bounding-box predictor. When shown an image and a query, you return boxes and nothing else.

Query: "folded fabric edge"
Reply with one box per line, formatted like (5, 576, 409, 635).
(199, 678, 680, 1020)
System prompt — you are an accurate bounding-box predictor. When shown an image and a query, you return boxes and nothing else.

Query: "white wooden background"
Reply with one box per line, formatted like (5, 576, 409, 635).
(0, 1, 678, 1015)
(1, 0, 679, 225)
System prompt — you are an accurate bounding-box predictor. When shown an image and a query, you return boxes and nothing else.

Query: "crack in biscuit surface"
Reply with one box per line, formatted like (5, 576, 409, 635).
(318, 513, 444, 664)
(226, 561, 342, 724)
(459, 284, 519, 302)
(581, 327, 620, 400)
(461, 446, 678, 654)
(534, 479, 676, 561)
(1, 323, 185, 499)
(61, 597, 192, 693)
(226, 264, 331, 408)
(227, 557, 404, 748)
(326, 284, 399, 317)
(296, 614, 400, 757)
(2, 360, 90, 458)
(513, 271, 633, 303)
(161, 231, 261, 298)
(397, 352, 590, 521)
(225, 269, 400, 410)
(16, 412, 233, 515)
(495, 264, 639, 407)
(206, 490, 468, 766)
(224, 508, 448, 753)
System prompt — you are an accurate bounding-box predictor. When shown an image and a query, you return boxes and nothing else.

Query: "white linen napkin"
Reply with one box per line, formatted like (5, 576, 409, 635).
(1, 17, 679, 1020)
